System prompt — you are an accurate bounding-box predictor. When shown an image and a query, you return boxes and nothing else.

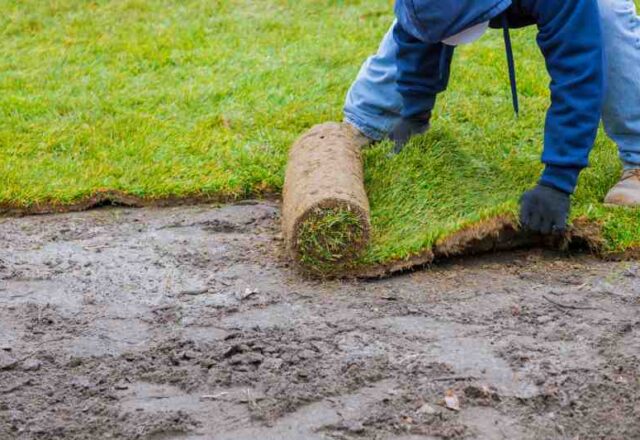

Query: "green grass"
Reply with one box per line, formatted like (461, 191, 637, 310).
(2, 0, 639, 272)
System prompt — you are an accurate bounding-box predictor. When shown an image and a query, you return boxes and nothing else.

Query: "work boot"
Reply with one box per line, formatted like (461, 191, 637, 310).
(389, 112, 432, 155)
(343, 122, 375, 149)
(604, 169, 640, 207)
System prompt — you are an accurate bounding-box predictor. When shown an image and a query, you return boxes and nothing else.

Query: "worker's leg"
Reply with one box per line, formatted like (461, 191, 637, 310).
(343, 20, 452, 145)
(343, 21, 404, 141)
(516, 0, 604, 233)
(598, 0, 640, 169)
(600, 0, 640, 205)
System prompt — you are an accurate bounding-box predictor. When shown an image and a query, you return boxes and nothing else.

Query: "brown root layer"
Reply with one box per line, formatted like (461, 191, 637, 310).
(0, 189, 279, 217)
(347, 215, 614, 279)
(2, 190, 635, 279)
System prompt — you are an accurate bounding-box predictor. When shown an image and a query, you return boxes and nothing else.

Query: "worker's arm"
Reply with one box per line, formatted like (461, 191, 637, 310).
(517, 0, 604, 234)
(532, 0, 605, 195)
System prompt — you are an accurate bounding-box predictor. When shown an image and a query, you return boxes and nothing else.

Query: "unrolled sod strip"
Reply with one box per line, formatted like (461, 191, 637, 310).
(282, 122, 372, 275)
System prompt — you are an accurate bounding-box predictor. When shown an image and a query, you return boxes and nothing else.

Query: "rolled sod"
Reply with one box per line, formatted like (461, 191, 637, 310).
(283, 123, 371, 275)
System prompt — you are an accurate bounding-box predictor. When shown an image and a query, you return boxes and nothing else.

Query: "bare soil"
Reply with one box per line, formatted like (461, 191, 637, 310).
(0, 202, 638, 440)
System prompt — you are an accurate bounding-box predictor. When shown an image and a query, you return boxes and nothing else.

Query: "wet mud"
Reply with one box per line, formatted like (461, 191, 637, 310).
(0, 202, 638, 439)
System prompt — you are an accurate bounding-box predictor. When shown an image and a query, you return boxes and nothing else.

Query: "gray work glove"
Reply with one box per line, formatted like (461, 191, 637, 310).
(388, 114, 431, 155)
(520, 184, 571, 234)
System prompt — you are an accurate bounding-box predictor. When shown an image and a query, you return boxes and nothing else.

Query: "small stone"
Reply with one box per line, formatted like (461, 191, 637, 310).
(444, 390, 461, 411)
(536, 315, 553, 325)
(0, 351, 17, 370)
(66, 357, 83, 368)
(262, 358, 283, 370)
(22, 359, 42, 372)
(297, 349, 316, 360)
(179, 287, 209, 296)
(344, 420, 365, 433)
(180, 351, 196, 360)
(416, 403, 437, 415)
(237, 288, 259, 300)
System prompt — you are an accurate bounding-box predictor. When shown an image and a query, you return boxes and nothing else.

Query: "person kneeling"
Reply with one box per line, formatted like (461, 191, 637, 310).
(344, 0, 606, 234)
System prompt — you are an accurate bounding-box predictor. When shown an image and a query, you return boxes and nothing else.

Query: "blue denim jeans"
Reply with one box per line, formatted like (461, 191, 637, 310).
(344, 0, 640, 168)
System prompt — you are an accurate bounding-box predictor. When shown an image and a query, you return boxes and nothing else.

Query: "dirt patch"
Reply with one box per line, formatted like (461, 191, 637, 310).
(1, 202, 639, 439)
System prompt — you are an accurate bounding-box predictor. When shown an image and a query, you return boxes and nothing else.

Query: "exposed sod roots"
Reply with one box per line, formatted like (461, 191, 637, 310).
(0, 189, 278, 216)
(295, 204, 368, 275)
(351, 215, 609, 279)
(291, 210, 610, 279)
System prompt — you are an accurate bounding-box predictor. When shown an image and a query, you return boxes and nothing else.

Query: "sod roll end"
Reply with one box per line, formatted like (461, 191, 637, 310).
(283, 122, 371, 275)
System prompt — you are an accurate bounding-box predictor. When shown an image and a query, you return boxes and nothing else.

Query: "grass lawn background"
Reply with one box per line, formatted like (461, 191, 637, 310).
(2, 0, 640, 271)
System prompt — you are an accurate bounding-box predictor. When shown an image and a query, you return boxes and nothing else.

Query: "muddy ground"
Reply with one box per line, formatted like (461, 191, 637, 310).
(0, 202, 638, 440)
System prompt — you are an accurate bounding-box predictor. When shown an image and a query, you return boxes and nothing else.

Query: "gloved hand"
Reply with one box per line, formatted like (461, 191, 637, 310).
(519, 184, 571, 234)
(388, 114, 431, 155)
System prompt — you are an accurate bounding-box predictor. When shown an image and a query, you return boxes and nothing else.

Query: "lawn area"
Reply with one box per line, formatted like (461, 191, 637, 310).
(1, 0, 378, 205)
(2, 0, 639, 272)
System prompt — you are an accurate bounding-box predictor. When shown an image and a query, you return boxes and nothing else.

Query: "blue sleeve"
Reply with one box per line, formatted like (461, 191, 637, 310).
(527, 0, 605, 194)
(392, 21, 454, 119)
